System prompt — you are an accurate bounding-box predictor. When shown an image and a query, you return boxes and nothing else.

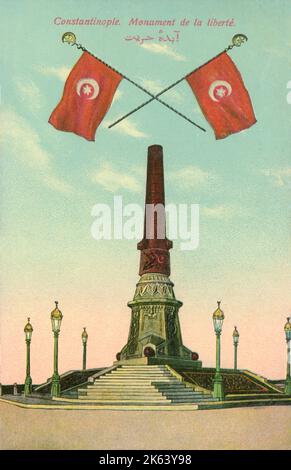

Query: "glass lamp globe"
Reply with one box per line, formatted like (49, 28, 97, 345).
(212, 301, 225, 334)
(233, 326, 239, 345)
(50, 301, 63, 333)
(24, 317, 33, 341)
(82, 327, 88, 344)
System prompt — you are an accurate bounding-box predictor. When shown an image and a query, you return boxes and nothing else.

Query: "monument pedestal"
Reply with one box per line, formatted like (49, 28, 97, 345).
(119, 273, 199, 362)
(114, 356, 202, 369)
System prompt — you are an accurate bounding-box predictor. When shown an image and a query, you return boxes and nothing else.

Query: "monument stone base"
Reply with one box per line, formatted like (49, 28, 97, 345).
(114, 356, 202, 370)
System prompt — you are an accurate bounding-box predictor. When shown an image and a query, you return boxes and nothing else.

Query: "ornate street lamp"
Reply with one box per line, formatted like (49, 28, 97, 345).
(50, 301, 63, 397)
(233, 326, 239, 371)
(82, 327, 88, 370)
(24, 317, 33, 396)
(284, 317, 291, 395)
(212, 301, 225, 400)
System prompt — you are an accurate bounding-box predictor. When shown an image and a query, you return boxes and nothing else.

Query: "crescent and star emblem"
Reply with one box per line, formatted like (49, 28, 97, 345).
(208, 80, 232, 102)
(76, 78, 100, 100)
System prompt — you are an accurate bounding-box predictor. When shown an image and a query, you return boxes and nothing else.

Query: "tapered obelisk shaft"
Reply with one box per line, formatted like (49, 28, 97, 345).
(137, 145, 172, 276)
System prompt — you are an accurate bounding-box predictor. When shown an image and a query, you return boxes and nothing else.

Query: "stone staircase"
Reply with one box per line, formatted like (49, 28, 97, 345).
(77, 365, 212, 405)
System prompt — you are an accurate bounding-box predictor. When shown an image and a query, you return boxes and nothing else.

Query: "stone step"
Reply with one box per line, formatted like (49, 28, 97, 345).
(79, 389, 158, 394)
(95, 376, 175, 384)
(86, 386, 161, 391)
(99, 374, 176, 379)
(168, 398, 204, 403)
(95, 381, 166, 385)
(85, 390, 161, 394)
(77, 365, 212, 405)
(116, 370, 167, 373)
(79, 387, 204, 398)
(126, 370, 168, 373)
(154, 385, 192, 390)
(170, 397, 213, 403)
(88, 386, 162, 391)
(115, 366, 168, 370)
(79, 386, 161, 394)
(120, 366, 166, 369)
(107, 374, 173, 382)
(159, 389, 202, 395)
(105, 370, 173, 377)
(106, 378, 173, 382)
(81, 394, 166, 399)
(160, 392, 206, 399)
(155, 386, 196, 393)
(110, 370, 172, 377)
(77, 397, 171, 404)
(83, 390, 163, 395)
(83, 387, 161, 393)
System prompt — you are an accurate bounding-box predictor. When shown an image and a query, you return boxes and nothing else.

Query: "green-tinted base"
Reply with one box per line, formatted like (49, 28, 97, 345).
(114, 356, 202, 370)
(24, 377, 32, 396)
(51, 376, 61, 397)
(213, 373, 224, 400)
(285, 378, 291, 395)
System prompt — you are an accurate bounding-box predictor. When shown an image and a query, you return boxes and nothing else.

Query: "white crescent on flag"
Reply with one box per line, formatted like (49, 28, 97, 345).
(208, 80, 232, 102)
(76, 78, 100, 100)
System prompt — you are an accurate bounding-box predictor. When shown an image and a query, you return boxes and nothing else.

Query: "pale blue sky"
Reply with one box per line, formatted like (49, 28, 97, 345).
(1, 0, 291, 381)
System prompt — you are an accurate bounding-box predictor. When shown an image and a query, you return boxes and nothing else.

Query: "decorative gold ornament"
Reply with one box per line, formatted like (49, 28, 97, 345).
(232, 34, 248, 47)
(62, 32, 76, 45)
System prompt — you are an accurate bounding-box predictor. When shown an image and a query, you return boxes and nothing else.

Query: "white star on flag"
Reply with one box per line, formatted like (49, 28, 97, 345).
(216, 87, 227, 98)
(83, 84, 92, 95)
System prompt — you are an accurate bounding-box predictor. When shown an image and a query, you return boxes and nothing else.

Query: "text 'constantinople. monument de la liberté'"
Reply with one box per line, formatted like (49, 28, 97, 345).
(53, 17, 236, 28)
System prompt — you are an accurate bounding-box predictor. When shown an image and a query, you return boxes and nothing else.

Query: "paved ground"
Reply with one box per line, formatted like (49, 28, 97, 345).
(1, 402, 290, 450)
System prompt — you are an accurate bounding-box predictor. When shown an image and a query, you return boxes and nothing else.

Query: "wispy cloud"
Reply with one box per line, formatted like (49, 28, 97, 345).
(35, 65, 71, 81)
(261, 168, 291, 186)
(202, 205, 237, 219)
(1, 109, 49, 169)
(14, 78, 44, 113)
(103, 118, 148, 138)
(90, 162, 141, 193)
(141, 43, 186, 61)
(0, 108, 72, 194)
(168, 166, 215, 188)
(42, 175, 74, 194)
(139, 78, 183, 102)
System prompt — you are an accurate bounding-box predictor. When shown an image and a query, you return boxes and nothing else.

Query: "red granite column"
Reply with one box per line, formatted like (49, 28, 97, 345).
(137, 145, 172, 276)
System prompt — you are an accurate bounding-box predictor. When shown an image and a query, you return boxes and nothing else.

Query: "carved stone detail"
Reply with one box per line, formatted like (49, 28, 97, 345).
(133, 273, 175, 300)
(166, 307, 177, 338)
(120, 272, 192, 361)
(127, 309, 140, 355)
(139, 249, 170, 276)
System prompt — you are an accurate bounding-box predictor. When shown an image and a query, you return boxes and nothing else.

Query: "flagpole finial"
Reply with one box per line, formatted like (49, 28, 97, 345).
(62, 32, 76, 45)
(227, 34, 248, 51)
(232, 34, 248, 46)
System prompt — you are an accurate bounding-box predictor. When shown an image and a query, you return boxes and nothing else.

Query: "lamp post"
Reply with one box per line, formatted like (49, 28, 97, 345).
(233, 326, 239, 371)
(24, 317, 33, 396)
(50, 301, 63, 397)
(82, 327, 88, 370)
(284, 317, 291, 395)
(212, 301, 225, 400)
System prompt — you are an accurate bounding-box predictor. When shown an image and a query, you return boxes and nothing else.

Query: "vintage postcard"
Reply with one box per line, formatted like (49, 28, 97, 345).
(0, 0, 290, 453)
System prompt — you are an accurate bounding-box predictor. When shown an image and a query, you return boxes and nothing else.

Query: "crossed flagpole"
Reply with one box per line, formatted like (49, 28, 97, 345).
(62, 32, 248, 132)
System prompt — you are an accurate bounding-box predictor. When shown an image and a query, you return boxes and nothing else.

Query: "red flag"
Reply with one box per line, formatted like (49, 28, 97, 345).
(186, 52, 256, 139)
(49, 52, 123, 141)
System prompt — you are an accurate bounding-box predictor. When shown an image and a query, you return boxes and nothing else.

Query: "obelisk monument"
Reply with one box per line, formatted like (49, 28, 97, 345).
(118, 145, 201, 369)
